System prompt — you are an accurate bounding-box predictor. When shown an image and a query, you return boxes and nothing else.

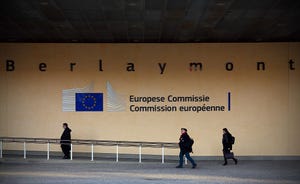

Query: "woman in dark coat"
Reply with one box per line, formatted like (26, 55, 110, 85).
(60, 123, 72, 159)
(222, 128, 238, 165)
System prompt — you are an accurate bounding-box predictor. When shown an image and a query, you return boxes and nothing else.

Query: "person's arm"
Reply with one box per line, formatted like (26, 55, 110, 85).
(68, 132, 71, 142)
(60, 131, 66, 143)
(224, 134, 233, 150)
(228, 134, 233, 150)
(224, 134, 229, 144)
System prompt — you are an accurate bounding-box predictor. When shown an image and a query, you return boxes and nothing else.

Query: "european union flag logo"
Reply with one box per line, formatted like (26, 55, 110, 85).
(75, 93, 103, 111)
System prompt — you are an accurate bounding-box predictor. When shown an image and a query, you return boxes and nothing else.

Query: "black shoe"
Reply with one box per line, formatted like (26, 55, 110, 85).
(192, 164, 197, 169)
(234, 158, 238, 165)
(176, 165, 183, 168)
(222, 163, 227, 166)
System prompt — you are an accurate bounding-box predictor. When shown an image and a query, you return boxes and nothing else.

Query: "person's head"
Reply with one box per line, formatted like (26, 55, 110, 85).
(181, 128, 187, 134)
(63, 123, 68, 129)
(223, 128, 229, 134)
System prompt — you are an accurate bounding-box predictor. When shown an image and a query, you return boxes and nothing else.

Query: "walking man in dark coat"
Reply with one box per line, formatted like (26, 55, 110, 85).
(176, 128, 197, 169)
(60, 123, 72, 159)
(222, 128, 238, 165)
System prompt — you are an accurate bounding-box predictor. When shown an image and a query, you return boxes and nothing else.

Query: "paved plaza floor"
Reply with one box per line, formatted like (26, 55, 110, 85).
(0, 158, 299, 184)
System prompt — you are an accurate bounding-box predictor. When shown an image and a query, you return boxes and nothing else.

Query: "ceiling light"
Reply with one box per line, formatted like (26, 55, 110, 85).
(128, 3, 137, 6)
(39, 1, 49, 6)
(7, 38, 16, 42)
(276, 23, 286, 27)
(216, 1, 225, 6)
(255, 38, 262, 42)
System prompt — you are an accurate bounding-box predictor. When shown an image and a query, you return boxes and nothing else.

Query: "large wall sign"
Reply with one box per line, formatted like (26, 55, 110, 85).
(0, 43, 299, 156)
(62, 81, 229, 113)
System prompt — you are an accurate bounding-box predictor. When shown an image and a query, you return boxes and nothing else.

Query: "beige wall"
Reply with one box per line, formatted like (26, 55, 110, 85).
(0, 43, 299, 156)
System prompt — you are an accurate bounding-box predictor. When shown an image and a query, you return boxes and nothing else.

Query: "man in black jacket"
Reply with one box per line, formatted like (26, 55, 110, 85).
(222, 128, 238, 165)
(176, 128, 197, 169)
(60, 123, 72, 159)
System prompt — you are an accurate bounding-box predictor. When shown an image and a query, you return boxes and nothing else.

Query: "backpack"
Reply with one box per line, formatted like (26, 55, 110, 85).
(231, 136, 235, 145)
(189, 138, 194, 147)
(187, 138, 194, 153)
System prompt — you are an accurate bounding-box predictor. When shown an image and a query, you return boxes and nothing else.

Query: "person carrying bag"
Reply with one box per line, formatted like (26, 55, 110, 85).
(222, 128, 238, 166)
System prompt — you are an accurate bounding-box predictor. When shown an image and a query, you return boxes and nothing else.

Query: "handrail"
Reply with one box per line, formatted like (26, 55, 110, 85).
(0, 137, 178, 148)
(0, 137, 180, 164)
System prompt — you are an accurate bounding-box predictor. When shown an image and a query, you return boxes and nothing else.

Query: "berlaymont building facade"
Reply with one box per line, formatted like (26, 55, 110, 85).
(0, 1, 300, 183)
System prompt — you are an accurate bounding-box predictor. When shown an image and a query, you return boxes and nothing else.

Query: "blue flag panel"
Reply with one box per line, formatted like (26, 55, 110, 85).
(75, 93, 103, 111)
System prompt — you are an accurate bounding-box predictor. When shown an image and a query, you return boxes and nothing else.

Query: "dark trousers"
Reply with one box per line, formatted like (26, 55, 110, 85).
(179, 151, 196, 166)
(223, 148, 237, 164)
(61, 144, 71, 158)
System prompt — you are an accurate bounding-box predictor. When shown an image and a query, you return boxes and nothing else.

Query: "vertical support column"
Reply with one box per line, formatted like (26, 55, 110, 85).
(0, 141, 3, 159)
(91, 144, 94, 161)
(185, 157, 187, 165)
(161, 145, 165, 164)
(116, 144, 119, 162)
(23, 142, 26, 159)
(47, 142, 50, 160)
(139, 144, 142, 163)
(70, 144, 73, 160)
